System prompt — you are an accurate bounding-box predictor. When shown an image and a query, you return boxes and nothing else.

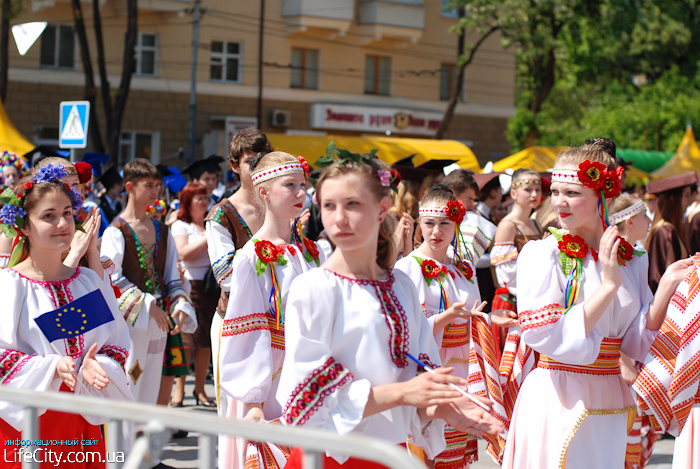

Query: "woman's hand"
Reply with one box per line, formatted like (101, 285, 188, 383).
(599, 226, 622, 288)
(170, 309, 186, 335)
(619, 354, 638, 386)
(400, 368, 465, 408)
(659, 257, 695, 288)
(55, 356, 78, 391)
(297, 208, 311, 232)
(435, 395, 504, 436)
(490, 309, 519, 328)
(82, 343, 110, 390)
(392, 213, 413, 256)
(243, 404, 265, 422)
(149, 303, 171, 333)
(65, 208, 99, 266)
(85, 208, 101, 256)
(447, 300, 489, 322)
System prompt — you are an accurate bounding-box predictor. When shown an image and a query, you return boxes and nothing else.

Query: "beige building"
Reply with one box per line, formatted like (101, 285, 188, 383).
(5, 0, 515, 167)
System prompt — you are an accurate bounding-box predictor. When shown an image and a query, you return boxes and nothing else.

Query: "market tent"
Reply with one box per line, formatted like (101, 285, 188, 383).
(0, 99, 34, 155)
(617, 149, 674, 174)
(492, 146, 567, 172)
(652, 126, 700, 178)
(267, 134, 480, 172)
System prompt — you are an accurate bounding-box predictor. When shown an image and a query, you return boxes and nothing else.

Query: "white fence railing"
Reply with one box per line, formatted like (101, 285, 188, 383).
(0, 387, 426, 469)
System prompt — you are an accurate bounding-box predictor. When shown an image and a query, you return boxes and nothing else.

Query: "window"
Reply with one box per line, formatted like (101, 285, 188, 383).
(440, 63, 464, 101)
(119, 131, 155, 166)
(210, 41, 243, 83)
(40, 24, 75, 69)
(441, 0, 459, 18)
(290, 48, 319, 89)
(364, 56, 391, 96)
(135, 33, 158, 76)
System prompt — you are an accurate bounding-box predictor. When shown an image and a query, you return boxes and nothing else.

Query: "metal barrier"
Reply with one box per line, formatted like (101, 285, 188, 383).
(0, 387, 426, 469)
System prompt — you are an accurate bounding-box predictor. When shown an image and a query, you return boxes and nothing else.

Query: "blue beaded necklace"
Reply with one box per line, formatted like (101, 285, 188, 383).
(120, 217, 161, 294)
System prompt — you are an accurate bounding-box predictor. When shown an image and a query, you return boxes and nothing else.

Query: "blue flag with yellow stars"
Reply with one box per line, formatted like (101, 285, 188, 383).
(34, 290, 114, 342)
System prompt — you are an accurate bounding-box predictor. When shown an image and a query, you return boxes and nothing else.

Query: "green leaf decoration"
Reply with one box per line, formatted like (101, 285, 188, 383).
(438, 270, 447, 279)
(314, 258, 320, 267)
(255, 258, 268, 276)
(632, 249, 646, 258)
(368, 148, 378, 158)
(314, 155, 335, 168)
(467, 278, 474, 284)
(15, 216, 23, 229)
(413, 256, 424, 266)
(0, 223, 16, 239)
(7, 234, 23, 268)
(304, 250, 313, 264)
(276, 256, 288, 266)
(424, 276, 432, 287)
(548, 227, 565, 241)
(326, 141, 336, 159)
(0, 188, 16, 205)
(559, 250, 574, 276)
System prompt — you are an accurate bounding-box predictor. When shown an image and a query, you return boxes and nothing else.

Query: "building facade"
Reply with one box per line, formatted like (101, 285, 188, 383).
(5, 0, 515, 167)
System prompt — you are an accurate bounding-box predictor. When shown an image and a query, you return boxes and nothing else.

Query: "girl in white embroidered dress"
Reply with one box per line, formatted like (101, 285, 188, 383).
(395, 184, 516, 469)
(218, 151, 324, 469)
(278, 159, 503, 468)
(502, 145, 692, 468)
(0, 176, 132, 468)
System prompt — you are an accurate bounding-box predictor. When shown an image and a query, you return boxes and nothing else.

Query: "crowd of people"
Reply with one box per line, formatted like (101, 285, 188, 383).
(0, 131, 699, 469)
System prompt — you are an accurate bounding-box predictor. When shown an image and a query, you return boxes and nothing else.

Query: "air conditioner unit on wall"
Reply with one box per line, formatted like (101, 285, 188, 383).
(270, 109, 292, 127)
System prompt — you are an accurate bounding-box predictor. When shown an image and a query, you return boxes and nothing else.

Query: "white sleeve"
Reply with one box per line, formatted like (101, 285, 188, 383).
(206, 219, 236, 292)
(620, 253, 657, 361)
(459, 212, 497, 262)
(0, 274, 62, 430)
(277, 273, 370, 434)
(491, 242, 518, 292)
(100, 226, 155, 331)
(164, 230, 197, 333)
(516, 240, 602, 364)
(219, 250, 277, 404)
(75, 273, 134, 418)
(170, 220, 188, 237)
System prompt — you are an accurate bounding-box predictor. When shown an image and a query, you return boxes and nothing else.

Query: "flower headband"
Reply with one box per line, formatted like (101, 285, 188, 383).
(0, 164, 83, 238)
(551, 160, 624, 229)
(316, 141, 400, 192)
(0, 151, 30, 178)
(608, 200, 646, 225)
(418, 200, 465, 225)
(511, 178, 541, 189)
(251, 156, 308, 187)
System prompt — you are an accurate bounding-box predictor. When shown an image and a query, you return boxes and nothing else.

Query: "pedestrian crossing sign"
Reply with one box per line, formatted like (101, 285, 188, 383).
(59, 101, 90, 149)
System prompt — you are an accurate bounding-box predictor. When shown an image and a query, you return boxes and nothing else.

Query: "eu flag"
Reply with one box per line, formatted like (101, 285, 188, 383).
(34, 290, 114, 342)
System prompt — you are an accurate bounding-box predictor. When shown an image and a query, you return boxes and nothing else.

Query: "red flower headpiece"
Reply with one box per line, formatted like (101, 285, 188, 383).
(446, 199, 466, 225)
(74, 162, 93, 184)
(577, 161, 607, 191)
(390, 169, 401, 186)
(297, 156, 310, 179)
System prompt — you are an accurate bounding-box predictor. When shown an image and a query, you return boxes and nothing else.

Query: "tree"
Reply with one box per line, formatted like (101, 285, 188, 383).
(435, 0, 501, 139)
(0, 0, 22, 103)
(71, 0, 137, 163)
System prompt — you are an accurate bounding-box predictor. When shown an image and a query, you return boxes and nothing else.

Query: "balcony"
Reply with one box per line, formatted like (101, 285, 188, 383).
(31, 0, 188, 13)
(282, 0, 354, 36)
(357, 0, 424, 44)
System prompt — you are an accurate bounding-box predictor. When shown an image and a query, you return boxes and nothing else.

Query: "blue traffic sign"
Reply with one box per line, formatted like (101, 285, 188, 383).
(59, 101, 90, 149)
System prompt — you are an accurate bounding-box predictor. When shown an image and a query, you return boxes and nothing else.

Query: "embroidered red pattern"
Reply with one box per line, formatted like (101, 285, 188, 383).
(283, 357, 353, 425)
(98, 345, 129, 372)
(0, 350, 31, 384)
(222, 313, 270, 337)
(519, 303, 565, 332)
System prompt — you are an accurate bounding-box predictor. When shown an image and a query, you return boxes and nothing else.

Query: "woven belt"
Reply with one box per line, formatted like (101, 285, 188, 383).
(441, 323, 469, 348)
(538, 337, 621, 376)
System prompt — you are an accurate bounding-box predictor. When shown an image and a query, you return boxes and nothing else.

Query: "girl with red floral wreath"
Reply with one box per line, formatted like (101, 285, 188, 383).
(218, 151, 324, 469)
(277, 158, 503, 469)
(395, 184, 516, 469)
(496, 145, 692, 469)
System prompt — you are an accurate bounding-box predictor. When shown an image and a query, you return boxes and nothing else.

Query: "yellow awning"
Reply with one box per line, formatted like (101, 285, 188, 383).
(492, 146, 568, 172)
(267, 134, 480, 172)
(652, 126, 700, 178)
(0, 99, 34, 155)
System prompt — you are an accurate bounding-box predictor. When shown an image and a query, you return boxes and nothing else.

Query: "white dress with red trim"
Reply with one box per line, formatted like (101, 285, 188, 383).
(218, 238, 323, 469)
(0, 267, 132, 465)
(394, 251, 480, 469)
(501, 234, 656, 469)
(276, 268, 447, 465)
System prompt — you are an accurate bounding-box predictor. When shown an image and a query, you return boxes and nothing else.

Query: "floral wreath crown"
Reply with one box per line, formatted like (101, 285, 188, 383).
(315, 141, 401, 192)
(0, 151, 31, 179)
(551, 160, 624, 229)
(418, 198, 474, 268)
(0, 164, 84, 267)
